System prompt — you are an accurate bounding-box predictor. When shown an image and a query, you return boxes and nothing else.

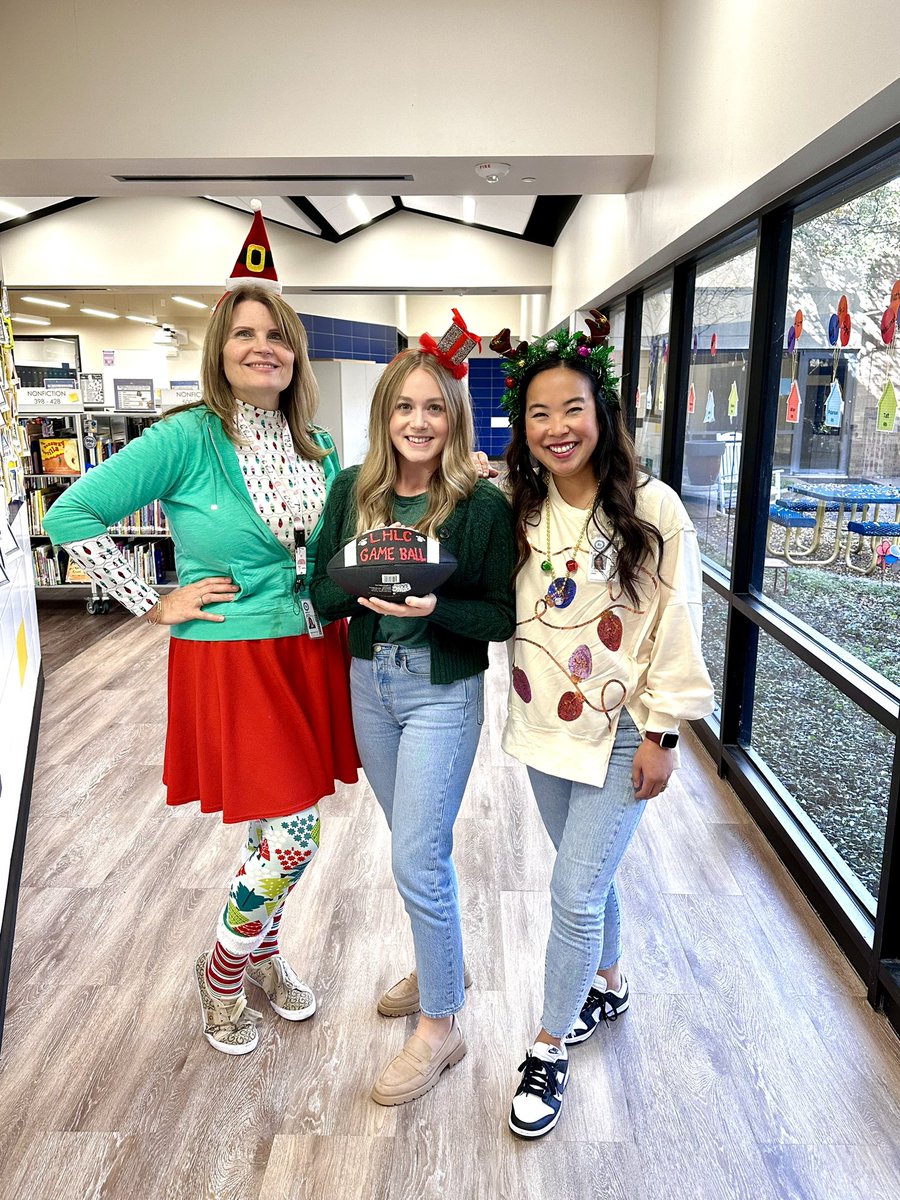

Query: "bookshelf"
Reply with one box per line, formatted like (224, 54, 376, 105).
(19, 402, 175, 613)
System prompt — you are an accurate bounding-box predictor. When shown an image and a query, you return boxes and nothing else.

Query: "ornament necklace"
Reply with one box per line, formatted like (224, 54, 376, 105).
(541, 482, 601, 608)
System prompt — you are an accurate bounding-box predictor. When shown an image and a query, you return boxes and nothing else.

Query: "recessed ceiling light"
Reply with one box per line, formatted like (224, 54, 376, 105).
(171, 295, 209, 309)
(521, 176, 536, 183)
(12, 313, 51, 325)
(462, 196, 476, 223)
(126, 314, 158, 324)
(347, 194, 372, 224)
(21, 295, 71, 309)
(80, 306, 119, 319)
(0, 200, 27, 218)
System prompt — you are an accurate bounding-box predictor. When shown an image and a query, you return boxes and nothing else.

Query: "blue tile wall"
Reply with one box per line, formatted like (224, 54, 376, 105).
(467, 358, 511, 459)
(298, 312, 400, 364)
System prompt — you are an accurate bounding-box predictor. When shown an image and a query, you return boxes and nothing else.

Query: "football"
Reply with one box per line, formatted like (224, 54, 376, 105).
(326, 525, 457, 599)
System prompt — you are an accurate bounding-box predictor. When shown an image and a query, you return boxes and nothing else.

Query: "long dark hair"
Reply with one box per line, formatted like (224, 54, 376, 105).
(504, 358, 663, 606)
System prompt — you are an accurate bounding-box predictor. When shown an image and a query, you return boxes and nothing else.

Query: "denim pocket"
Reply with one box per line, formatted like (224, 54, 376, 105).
(400, 648, 432, 677)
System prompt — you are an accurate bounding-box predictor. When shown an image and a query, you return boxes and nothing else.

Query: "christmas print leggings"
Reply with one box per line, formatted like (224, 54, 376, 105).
(215, 807, 321, 957)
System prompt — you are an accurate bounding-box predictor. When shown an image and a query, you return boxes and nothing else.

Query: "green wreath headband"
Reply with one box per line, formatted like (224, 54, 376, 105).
(490, 309, 620, 423)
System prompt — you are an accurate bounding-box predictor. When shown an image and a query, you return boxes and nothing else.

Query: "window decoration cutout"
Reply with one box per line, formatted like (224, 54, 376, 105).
(876, 283, 897, 434)
(704, 389, 716, 424)
(727, 380, 739, 419)
(785, 309, 803, 424)
(687, 381, 696, 414)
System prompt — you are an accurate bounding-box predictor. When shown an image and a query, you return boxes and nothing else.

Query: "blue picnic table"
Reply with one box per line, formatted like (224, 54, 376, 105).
(786, 479, 900, 570)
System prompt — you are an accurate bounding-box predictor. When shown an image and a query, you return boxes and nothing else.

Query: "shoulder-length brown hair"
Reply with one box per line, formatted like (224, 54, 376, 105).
(505, 359, 662, 606)
(167, 285, 326, 461)
(354, 349, 478, 537)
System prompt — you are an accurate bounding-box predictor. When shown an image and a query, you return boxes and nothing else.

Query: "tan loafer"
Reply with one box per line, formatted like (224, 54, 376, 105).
(377, 965, 473, 1017)
(371, 1017, 467, 1106)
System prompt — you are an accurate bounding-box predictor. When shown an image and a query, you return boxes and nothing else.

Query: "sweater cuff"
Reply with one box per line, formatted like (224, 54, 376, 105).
(63, 534, 160, 617)
(644, 711, 680, 733)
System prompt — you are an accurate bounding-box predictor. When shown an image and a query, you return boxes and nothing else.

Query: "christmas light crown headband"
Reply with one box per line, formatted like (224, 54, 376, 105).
(417, 308, 481, 379)
(490, 309, 619, 422)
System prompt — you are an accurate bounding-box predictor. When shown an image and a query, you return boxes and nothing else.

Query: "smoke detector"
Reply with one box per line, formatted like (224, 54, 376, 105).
(474, 162, 510, 184)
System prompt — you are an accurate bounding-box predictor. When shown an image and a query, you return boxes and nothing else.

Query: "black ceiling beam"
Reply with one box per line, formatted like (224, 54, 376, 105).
(521, 196, 580, 246)
(0, 197, 94, 236)
(289, 197, 340, 242)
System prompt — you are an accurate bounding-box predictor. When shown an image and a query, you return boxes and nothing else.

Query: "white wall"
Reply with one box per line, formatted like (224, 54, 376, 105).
(1, 1, 658, 165)
(0, 199, 552, 294)
(549, 0, 900, 324)
(404, 295, 526, 346)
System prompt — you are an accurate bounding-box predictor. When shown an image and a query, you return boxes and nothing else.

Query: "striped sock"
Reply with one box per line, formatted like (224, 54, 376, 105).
(249, 905, 284, 965)
(206, 942, 250, 998)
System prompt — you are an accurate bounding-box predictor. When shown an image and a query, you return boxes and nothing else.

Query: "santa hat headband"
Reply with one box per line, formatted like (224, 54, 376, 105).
(419, 308, 481, 379)
(225, 199, 281, 294)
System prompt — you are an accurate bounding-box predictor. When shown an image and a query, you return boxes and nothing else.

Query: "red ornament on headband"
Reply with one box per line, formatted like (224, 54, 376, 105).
(419, 308, 482, 379)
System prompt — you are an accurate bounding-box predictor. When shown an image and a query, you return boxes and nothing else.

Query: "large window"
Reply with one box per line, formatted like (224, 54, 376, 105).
(751, 632, 892, 905)
(763, 167, 900, 689)
(682, 246, 756, 570)
(634, 284, 671, 478)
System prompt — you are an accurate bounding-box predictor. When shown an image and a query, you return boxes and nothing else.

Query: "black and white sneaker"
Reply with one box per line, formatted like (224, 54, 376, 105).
(564, 974, 630, 1045)
(508, 1042, 570, 1139)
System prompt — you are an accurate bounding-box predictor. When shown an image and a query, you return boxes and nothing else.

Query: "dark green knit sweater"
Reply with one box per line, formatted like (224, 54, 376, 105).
(310, 467, 516, 684)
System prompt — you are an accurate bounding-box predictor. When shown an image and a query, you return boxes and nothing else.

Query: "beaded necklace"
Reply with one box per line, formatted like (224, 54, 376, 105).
(541, 483, 601, 609)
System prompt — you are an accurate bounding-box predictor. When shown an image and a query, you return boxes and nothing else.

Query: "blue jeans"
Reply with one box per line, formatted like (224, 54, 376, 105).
(350, 646, 484, 1018)
(527, 710, 646, 1039)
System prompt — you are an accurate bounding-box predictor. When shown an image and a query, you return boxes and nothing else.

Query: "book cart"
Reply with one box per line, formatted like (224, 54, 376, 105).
(18, 388, 175, 614)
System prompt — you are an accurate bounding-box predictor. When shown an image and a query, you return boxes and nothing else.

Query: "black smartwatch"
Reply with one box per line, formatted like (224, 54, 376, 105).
(644, 729, 679, 749)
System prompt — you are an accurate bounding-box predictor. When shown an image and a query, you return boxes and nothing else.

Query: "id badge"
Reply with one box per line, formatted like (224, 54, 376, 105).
(299, 597, 324, 639)
(294, 527, 308, 583)
(587, 536, 611, 583)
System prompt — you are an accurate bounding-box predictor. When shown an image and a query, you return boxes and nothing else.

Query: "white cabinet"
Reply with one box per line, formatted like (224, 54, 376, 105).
(311, 360, 384, 470)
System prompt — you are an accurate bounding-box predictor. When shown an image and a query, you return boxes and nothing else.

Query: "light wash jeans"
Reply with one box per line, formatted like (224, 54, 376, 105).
(527, 709, 646, 1039)
(350, 645, 484, 1018)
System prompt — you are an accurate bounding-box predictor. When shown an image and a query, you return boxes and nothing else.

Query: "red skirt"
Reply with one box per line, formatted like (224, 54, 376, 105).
(163, 621, 360, 823)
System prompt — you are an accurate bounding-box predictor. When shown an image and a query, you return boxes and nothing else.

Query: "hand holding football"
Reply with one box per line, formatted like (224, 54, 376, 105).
(326, 525, 457, 599)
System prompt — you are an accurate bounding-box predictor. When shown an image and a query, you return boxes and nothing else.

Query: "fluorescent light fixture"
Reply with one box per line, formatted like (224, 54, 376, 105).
(126, 314, 157, 324)
(80, 306, 119, 319)
(462, 196, 476, 223)
(171, 295, 209, 309)
(12, 313, 51, 325)
(0, 200, 27, 218)
(21, 295, 71, 309)
(347, 194, 372, 224)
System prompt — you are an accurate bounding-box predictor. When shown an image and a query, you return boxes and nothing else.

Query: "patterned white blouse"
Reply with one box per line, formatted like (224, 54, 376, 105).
(63, 403, 328, 617)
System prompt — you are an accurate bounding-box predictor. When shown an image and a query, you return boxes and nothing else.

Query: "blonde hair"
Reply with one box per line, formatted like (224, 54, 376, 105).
(355, 349, 478, 536)
(176, 285, 327, 461)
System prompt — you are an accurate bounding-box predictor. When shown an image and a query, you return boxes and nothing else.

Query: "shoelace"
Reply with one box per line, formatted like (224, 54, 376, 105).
(583, 987, 620, 1024)
(516, 1053, 565, 1101)
(207, 992, 263, 1032)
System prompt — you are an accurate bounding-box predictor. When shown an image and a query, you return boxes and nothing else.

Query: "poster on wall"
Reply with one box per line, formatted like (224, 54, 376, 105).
(79, 373, 106, 408)
(114, 378, 155, 412)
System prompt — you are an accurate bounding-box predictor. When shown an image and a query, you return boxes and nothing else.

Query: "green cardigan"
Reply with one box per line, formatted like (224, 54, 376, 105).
(42, 405, 341, 642)
(310, 467, 517, 684)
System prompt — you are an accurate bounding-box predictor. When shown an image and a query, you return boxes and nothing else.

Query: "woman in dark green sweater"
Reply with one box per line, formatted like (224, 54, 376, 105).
(311, 337, 516, 1107)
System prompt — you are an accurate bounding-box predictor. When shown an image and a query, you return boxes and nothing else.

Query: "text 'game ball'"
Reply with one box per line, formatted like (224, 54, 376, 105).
(327, 525, 457, 599)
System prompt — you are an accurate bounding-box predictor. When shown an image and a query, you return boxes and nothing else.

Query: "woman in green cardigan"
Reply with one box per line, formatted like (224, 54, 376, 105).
(43, 285, 360, 1057)
(311, 338, 516, 1107)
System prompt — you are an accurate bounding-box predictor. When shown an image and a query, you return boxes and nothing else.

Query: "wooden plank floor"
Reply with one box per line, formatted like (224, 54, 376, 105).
(3, 615, 900, 1199)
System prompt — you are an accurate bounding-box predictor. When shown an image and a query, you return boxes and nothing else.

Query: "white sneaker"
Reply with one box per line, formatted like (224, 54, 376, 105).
(245, 954, 316, 1021)
(194, 952, 262, 1055)
(565, 974, 630, 1045)
(508, 1041, 570, 1138)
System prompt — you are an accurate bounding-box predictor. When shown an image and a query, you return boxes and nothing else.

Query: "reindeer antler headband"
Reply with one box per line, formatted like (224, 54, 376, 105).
(489, 309, 619, 422)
